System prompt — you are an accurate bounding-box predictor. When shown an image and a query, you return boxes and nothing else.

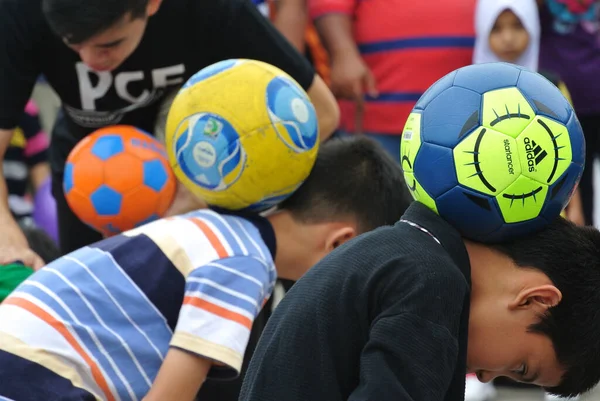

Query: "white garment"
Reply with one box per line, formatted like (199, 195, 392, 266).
(473, 0, 540, 71)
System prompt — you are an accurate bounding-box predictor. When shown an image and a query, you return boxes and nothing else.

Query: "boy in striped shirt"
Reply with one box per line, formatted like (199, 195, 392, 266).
(0, 136, 412, 401)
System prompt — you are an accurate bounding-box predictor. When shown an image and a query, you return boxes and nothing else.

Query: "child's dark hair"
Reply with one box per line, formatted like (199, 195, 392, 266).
(491, 218, 600, 397)
(279, 136, 413, 233)
(42, 0, 149, 44)
(22, 226, 61, 264)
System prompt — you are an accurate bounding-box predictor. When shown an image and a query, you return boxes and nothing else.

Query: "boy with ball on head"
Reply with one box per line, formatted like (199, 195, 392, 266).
(0, 55, 360, 401)
(0, 0, 340, 266)
(239, 63, 600, 401)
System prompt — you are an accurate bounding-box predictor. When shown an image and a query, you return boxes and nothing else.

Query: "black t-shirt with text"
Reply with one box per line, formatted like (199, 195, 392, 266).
(0, 0, 315, 173)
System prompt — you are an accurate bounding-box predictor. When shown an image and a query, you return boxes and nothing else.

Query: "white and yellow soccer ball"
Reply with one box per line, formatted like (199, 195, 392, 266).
(165, 59, 319, 212)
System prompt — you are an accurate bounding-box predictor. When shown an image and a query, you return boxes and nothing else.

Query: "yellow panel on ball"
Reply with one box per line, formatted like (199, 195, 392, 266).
(515, 116, 573, 185)
(453, 126, 521, 196)
(165, 59, 320, 211)
(496, 175, 549, 223)
(481, 87, 536, 139)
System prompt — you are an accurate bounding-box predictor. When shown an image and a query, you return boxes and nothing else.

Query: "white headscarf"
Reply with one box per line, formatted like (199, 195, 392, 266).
(473, 0, 540, 71)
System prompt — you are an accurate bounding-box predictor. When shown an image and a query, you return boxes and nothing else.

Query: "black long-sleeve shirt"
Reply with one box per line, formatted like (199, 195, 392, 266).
(240, 202, 472, 401)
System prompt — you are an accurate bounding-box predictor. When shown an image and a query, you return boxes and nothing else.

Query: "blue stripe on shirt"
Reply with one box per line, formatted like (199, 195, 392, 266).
(358, 36, 475, 54)
(91, 233, 186, 331)
(187, 257, 269, 315)
(16, 279, 133, 399)
(0, 350, 96, 401)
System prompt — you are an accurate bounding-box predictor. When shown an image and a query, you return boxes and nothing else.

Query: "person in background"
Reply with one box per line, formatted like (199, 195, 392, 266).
(539, 0, 600, 227)
(469, 1, 583, 399)
(4, 101, 53, 234)
(309, 0, 476, 162)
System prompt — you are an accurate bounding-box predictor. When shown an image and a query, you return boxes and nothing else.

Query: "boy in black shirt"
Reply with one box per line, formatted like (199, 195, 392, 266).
(240, 202, 600, 400)
(0, 0, 339, 264)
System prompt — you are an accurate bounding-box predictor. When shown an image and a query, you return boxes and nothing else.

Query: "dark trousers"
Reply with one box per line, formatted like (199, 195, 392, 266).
(49, 112, 102, 255)
(577, 115, 600, 226)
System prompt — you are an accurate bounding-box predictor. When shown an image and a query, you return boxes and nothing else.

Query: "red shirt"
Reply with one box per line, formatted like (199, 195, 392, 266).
(310, 0, 476, 135)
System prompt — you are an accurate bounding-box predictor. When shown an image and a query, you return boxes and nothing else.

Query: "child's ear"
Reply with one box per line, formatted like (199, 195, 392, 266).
(325, 226, 356, 251)
(147, 0, 163, 16)
(510, 285, 562, 311)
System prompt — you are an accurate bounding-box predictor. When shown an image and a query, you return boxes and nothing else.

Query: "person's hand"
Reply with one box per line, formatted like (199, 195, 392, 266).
(164, 181, 207, 217)
(0, 223, 45, 270)
(329, 52, 378, 101)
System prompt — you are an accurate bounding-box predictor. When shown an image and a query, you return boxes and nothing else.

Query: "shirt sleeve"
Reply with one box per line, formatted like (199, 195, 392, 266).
(347, 313, 459, 401)
(0, 0, 42, 130)
(192, 0, 315, 91)
(308, 0, 356, 20)
(170, 255, 274, 379)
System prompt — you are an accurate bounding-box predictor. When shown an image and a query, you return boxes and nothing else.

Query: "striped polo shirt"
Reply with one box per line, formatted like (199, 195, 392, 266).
(310, 0, 476, 135)
(0, 209, 276, 401)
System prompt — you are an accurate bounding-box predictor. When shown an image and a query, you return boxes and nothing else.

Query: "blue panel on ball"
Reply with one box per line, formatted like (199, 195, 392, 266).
(565, 112, 586, 167)
(516, 70, 572, 123)
(541, 162, 584, 221)
(453, 62, 521, 93)
(91, 135, 124, 161)
(436, 186, 504, 239)
(483, 217, 548, 243)
(135, 213, 160, 228)
(266, 76, 318, 152)
(413, 142, 457, 197)
(182, 59, 238, 89)
(245, 192, 294, 213)
(414, 70, 458, 111)
(90, 185, 122, 216)
(175, 113, 243, 190)
(63, 162, 74, 194)
(421, 86, 482, 148)
(143, 159, 168, 192)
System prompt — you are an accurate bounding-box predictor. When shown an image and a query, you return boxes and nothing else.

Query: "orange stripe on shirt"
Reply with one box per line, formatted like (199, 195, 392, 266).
(3, 297, 116, 401)
(188, 217, 229, 258)
(183, 296, 252, 330)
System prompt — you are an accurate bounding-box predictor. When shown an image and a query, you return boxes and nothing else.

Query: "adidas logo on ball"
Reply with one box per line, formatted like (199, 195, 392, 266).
(523, 137, 548, 172)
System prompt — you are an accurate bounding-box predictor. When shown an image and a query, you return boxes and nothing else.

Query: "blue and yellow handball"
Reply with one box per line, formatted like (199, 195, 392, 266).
(165, 59, 319, 212)
(401, 62, 585, 242)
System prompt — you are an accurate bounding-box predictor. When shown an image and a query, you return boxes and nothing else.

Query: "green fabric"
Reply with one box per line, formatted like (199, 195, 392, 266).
(0, 263, 34, 302)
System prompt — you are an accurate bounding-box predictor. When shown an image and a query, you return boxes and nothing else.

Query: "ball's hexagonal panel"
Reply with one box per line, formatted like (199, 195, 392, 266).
(436, 186, 504, 239)
(414, 70, 458, 111)
(400, 112, 423, 174)
(103, 153, 144, 191)
(91, 135, 125, 161)
(91, 185, 122, 216)
(121, 186, 159, 223)
(453, 62, 521, 94)
(143, 159, 169, 192)
(66, 189, 99, 225)
(481, 87, 535, 138)
(565, 112, 585, 167)
(516, 69, 572, 123)
(413, 142, 457, 197)
(454, 127, 520, 196)
(516, 116, 572, 185)
(63, 162, 74, 194)
(72, 156, 105, 195)
(496, 175, 549, 223)
(421, 87, 482, 148)
(403, 171, 438, 213)
(483, 216, 549, 244)
(541, 163, 584, 220)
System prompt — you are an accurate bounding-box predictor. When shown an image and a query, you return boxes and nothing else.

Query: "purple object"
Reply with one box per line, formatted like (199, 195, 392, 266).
(32, 176, 58, 243)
